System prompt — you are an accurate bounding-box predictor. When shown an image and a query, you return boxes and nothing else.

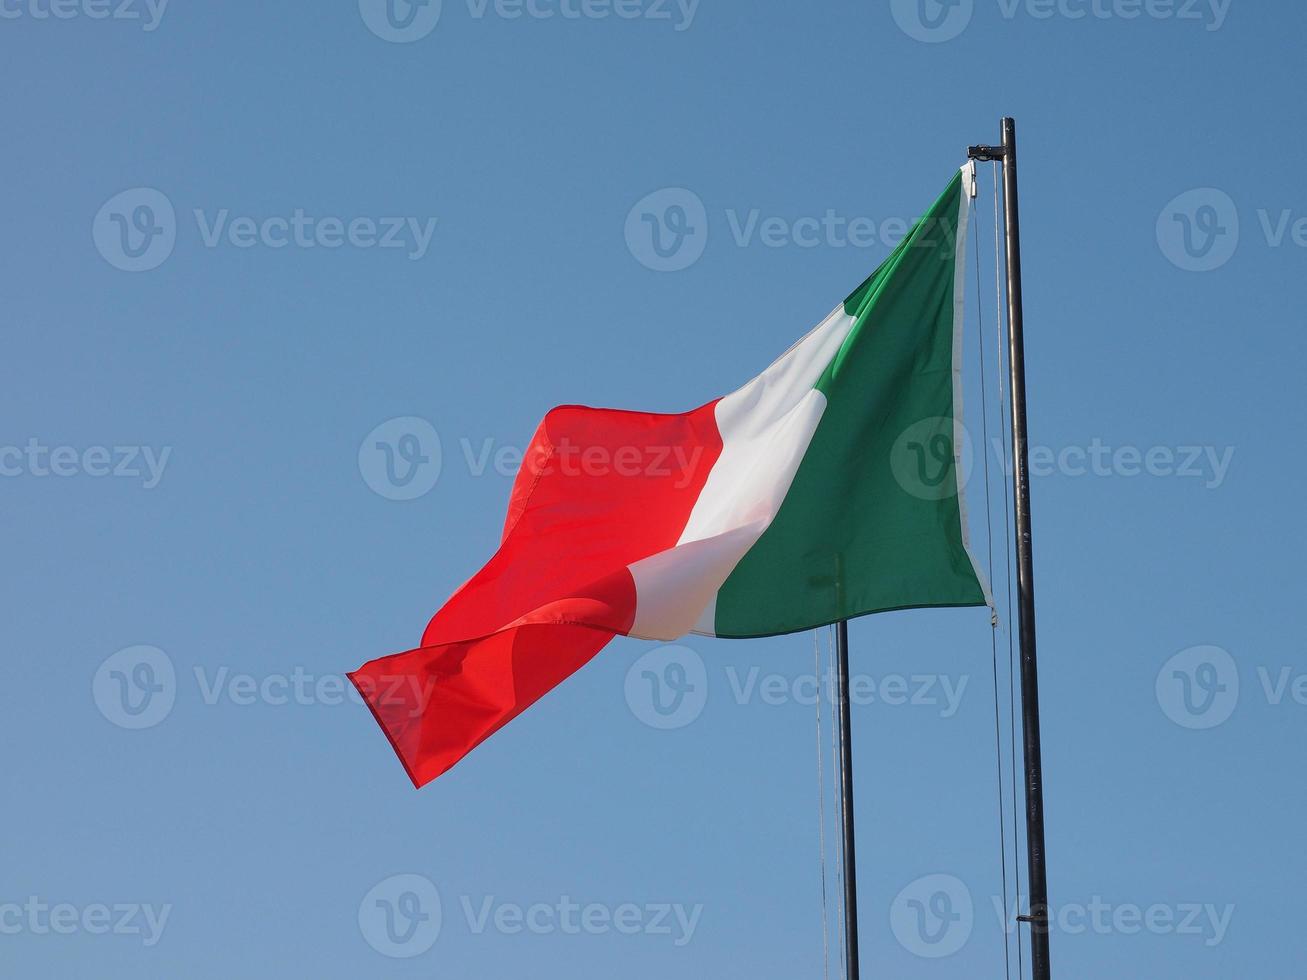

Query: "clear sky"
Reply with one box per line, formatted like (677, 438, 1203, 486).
(3, 1, 1303, 977)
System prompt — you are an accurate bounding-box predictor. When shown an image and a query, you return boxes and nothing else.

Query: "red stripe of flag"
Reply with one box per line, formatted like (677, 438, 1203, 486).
(349, 401, 723, 787)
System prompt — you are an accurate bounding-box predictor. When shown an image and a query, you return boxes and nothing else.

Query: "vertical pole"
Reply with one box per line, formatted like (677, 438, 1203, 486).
(999, 116, 1053, 980)
(835, 619, 861, 980)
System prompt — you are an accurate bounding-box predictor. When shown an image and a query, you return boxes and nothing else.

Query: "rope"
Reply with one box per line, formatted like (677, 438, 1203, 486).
(829, 625, 847, 980)
(814, 629, 831, 980)
(972, 191, 1013, 980)
(995, 160, 1027, 980)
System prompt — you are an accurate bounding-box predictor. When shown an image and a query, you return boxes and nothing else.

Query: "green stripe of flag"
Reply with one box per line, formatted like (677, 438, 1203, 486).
(713, 170, 986, 637)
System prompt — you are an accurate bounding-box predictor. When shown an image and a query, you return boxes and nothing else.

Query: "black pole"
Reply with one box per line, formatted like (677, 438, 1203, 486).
(834, 619, 861, 980)
(972, 116, 1050, 980)
(969, 117, 1052, 980)
(1000, 116, 1053, 980)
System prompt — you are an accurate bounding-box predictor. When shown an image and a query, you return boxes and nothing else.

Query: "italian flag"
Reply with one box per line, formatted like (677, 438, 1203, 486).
(351, 165, 989, 787)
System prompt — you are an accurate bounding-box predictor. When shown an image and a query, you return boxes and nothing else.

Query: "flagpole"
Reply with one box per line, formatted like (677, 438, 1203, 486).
(969, 117, 1053, 980)
(835, 619, 861, 980)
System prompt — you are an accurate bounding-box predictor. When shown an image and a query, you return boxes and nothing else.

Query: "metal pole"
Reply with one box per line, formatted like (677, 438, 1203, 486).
(835, 619, 861, 980)
(1000, 116, 1052, 980)
(968, 117, 1052, 980)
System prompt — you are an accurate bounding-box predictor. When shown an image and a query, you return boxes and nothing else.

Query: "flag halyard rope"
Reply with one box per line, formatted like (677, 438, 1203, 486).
(994, 159, 1027, 980)
(973, 190, 1015, 980)
(814, 628, 832, 980)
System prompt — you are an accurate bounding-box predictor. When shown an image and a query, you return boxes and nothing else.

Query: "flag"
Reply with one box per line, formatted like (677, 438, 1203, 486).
(350, 164, 988, 787)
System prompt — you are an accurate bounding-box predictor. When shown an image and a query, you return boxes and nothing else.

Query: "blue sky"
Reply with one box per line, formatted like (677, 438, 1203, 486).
(3, 1, 1304, 977)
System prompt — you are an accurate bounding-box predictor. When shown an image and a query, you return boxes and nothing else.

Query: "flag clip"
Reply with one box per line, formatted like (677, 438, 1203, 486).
(967, 144, 1006, 162)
